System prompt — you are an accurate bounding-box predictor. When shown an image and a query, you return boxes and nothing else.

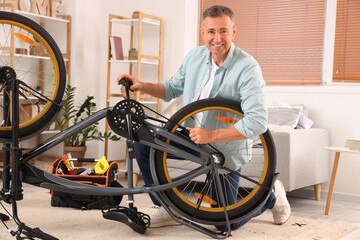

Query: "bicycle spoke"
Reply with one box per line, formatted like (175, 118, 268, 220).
(154, 98, 275, 224)
(0, 12, 65, 139)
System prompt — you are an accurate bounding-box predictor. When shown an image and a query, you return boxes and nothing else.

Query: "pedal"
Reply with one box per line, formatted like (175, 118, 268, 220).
(102, 206, 150, 234)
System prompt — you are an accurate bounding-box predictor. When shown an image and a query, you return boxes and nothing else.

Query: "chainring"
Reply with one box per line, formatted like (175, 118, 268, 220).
(107, 99, 145, 138)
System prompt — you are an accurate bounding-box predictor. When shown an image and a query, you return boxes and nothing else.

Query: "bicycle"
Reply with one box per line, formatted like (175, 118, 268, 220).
(0, 11, 277, 240)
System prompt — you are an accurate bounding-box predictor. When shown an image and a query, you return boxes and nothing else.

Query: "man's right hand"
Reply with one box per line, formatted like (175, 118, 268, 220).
(116, 74, 143, 92)
(116, 74, 166, 100)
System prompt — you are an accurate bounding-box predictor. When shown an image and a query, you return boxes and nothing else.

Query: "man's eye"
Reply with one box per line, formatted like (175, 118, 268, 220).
(221, 30, 228, 34)
(208, 31, 214, 34)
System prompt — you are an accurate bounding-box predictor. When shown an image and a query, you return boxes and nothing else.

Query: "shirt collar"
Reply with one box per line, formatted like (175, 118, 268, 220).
(206, 42, 235, 70)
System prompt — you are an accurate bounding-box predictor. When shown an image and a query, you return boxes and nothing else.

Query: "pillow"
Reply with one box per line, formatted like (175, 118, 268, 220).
(268, 124, 293, 132)
(268, 106, 303, 129)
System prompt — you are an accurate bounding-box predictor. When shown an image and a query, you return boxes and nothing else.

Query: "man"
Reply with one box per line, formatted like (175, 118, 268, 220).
(117, 5, 291, 230)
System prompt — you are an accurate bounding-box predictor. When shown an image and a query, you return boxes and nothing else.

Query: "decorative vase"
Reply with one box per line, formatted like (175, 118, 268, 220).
(63, 145, 87, 167)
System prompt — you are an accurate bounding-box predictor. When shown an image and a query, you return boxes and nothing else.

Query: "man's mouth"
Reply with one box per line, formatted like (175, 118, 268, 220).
(212, 43, 224, 47)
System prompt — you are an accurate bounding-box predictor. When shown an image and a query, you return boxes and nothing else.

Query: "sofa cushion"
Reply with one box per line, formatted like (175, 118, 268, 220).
(268, 106, 303, 129)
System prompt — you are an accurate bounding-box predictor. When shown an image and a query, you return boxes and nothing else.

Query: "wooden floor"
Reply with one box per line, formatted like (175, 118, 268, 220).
(287, 190, 360, 239)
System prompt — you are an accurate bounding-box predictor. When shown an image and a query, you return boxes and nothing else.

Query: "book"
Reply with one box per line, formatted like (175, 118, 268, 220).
(345, 139, 360, 151)
(109, 36, 124, 60)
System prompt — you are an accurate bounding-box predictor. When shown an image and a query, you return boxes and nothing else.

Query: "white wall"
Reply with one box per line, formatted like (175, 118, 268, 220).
(59, 0, 193, 159)
(59, 0, 360, 198)
(265, 86, 360, 198)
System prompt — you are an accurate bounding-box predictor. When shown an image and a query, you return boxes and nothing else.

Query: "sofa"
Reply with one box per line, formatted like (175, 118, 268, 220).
(268, 125, 329, 200)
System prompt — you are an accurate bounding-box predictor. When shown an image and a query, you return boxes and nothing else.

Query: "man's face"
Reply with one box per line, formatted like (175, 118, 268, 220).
(201, 15, 236, 64)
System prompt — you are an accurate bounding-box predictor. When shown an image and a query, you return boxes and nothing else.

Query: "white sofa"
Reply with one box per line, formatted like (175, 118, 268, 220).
(269, 126, 330, 199)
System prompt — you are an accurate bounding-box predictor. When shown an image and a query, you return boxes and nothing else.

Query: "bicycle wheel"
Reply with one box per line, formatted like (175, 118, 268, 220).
(154, 98, 276, 225)
(0, 11, 65, 139)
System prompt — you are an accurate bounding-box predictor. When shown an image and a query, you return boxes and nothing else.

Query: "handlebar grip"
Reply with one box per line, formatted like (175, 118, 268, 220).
(119, 78, 133, 99)
(119, 78, 132, 89)
(31, 227, 59, 240)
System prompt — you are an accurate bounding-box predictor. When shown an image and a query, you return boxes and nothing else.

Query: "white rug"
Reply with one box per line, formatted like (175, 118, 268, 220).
(0, 185, 357, 240)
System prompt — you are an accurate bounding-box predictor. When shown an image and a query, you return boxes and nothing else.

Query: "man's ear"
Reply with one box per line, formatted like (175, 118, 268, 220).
(200, 27, 205, 40)
(232, 25, 237, 40)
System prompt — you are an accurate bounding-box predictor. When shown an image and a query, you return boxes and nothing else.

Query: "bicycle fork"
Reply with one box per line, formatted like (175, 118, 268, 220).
(151, 167, 232, 239)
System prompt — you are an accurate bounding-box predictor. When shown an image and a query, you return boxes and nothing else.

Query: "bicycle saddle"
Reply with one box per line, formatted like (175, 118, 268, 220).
(102, 206, 150, 234)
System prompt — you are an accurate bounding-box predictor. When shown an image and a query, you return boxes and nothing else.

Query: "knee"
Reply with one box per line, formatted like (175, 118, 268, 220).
(134, 142, 149, 154)
(134, 142, 150, 163)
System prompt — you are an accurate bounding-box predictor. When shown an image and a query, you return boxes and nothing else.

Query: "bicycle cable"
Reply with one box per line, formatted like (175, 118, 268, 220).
(0, 201, 16, 236)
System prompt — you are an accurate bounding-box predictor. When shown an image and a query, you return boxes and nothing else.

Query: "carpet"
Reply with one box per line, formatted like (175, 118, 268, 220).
(0, 186, 357, 240)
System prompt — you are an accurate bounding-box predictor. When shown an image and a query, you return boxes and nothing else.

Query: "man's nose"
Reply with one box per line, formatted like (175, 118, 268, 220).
(214, 32, 221, 42)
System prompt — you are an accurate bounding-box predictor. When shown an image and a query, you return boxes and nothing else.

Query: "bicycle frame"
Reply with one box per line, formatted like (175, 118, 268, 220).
(0, 78, 235, 239)
(1, 78, 274, 240)
(19, 107, 215, 197)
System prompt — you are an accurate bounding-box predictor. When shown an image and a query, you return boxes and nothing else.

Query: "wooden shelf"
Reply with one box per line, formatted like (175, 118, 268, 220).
(1, 9, 70, 24)
(109, 58, 158, 65)
(110, 18, 160, 27)
(0, 4, 72, 161)
(104, 12, 163, 158)
(0, 53, 69, 62)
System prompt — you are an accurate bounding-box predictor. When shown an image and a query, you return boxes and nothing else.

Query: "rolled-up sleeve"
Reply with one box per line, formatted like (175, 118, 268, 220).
(161, 64, 186, 102)
(234, 63, 268, 139)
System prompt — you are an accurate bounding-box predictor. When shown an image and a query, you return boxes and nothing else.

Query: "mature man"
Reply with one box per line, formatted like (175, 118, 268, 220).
(117, 5, 291, 230)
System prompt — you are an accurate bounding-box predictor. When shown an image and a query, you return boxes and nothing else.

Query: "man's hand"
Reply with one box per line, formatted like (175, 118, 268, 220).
(186, 127, 214, 144)
(116, 74, 166, 99)
(117, 74, 143, 92)
(187, 126, 247, 144)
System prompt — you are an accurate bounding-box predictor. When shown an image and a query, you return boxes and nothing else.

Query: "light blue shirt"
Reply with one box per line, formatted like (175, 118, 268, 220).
(161, 43, 267, 170)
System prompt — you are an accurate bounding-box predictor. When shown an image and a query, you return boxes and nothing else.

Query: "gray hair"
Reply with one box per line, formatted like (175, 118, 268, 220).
(201, 5, 235, 28)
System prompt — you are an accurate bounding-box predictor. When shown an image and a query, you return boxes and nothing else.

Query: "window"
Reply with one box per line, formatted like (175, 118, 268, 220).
(333, 0, 360, 83)
(199, 0, 326, 86)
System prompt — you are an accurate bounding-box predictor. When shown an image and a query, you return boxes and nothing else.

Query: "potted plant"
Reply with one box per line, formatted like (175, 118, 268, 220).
(56, 85, 120, 163)
(128, 47, 138, 60)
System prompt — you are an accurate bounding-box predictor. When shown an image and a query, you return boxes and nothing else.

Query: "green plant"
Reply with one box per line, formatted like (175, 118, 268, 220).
(130, 47, 137, 51)
(56, 84, 120, 146)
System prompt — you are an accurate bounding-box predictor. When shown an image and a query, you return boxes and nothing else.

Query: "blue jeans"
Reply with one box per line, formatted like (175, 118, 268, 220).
(134, 135, 276, 231)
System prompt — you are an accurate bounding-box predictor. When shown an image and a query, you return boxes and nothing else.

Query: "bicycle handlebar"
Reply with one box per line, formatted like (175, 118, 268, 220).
(119, 78, 133, 99)
(32, 228, 59, 240)
(22, 225, 59, 240)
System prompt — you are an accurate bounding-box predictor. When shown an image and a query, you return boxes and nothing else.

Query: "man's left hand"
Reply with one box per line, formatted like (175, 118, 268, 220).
(186, 127, 214, 144)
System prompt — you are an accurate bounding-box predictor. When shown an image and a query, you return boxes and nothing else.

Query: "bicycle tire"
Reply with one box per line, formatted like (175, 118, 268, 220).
(154, 98, 276, 225)
(0, 11, 65, 139)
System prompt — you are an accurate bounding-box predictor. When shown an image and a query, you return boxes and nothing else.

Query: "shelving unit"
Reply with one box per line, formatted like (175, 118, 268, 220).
(0, 4, 71, 82)
(104, 12, 163, 160)
(0, 3, 71, 161)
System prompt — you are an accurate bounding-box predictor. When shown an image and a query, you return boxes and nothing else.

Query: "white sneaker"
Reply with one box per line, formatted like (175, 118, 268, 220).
(149, 206, 181, 228)
(271, 180, 291, 225)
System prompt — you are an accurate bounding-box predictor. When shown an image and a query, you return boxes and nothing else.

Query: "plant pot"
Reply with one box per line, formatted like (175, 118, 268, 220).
(128, 50, 138, 60)
(63, 145, 87, 167)
(29, 44, 45, 56)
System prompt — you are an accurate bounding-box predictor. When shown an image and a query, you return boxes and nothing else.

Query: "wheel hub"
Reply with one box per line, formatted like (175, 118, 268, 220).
(212, 151, 225, 166)
(0, 66, 17, 85)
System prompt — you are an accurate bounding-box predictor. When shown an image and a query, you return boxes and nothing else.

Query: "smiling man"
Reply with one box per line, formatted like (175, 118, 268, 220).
(117, 5, 291, 231)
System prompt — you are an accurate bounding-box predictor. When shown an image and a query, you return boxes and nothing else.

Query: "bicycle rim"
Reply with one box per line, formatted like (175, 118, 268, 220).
(154, 98, 275, 224)
(0, 11, 65, 139)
